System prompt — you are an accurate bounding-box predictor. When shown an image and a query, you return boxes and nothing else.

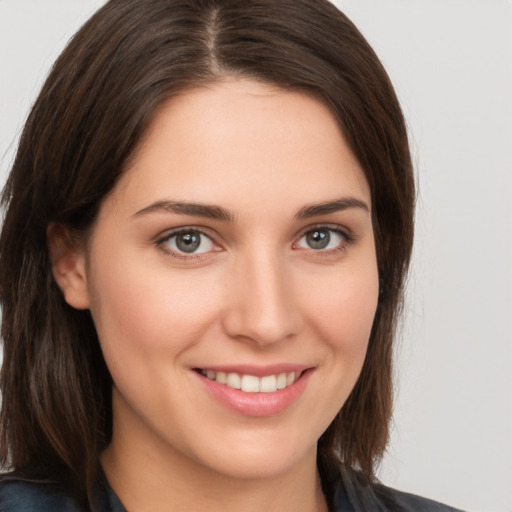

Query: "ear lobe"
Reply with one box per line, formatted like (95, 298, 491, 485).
(47, 222, 91, 310)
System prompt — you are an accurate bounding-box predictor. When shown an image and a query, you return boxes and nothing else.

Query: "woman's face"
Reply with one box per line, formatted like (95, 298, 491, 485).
(77, 79, 379, 479)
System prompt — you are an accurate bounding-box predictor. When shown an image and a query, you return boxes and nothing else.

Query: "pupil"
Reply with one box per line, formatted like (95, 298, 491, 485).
(307, 230, 330, 249)
(176, 232, 200, 253)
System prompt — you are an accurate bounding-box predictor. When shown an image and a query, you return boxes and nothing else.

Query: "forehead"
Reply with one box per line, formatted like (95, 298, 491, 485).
(109, 78, 370, 218)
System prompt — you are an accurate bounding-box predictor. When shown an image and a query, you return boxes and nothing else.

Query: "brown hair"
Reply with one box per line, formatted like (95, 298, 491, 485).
(0, 0, 414, 504)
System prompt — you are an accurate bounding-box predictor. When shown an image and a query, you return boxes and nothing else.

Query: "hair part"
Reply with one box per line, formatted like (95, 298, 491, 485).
(0, 0, 414, 505)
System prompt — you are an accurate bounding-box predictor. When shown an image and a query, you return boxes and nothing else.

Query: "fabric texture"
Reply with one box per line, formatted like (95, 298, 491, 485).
(0, 469, 465, 512)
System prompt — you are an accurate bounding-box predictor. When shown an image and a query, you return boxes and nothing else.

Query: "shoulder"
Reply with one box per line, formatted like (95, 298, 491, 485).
(0, 474, 85, 512)
(374, 485, 466, 512)
(332, 466, 466, 512)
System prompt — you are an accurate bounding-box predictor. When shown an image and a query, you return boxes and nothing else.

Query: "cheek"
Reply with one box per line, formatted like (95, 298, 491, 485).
(291, 262, 379, 440)
(304, 264, 379, 350)
(87, 251, 223, 364)
(86, 260, 227, 430)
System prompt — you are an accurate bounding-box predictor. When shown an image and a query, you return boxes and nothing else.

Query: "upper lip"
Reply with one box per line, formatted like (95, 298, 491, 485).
(193, 363, 313, 377)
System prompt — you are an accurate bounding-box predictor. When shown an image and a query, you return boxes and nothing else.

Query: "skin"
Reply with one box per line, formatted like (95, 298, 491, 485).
(51, 79, 379, 512)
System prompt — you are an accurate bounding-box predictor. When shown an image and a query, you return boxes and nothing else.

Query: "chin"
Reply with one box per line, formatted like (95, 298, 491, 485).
(205, 445, 316, 481)
(181, 424, 321, 481)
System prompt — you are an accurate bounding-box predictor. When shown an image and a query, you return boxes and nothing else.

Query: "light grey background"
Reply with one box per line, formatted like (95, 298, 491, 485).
(1, 1, 511, 511)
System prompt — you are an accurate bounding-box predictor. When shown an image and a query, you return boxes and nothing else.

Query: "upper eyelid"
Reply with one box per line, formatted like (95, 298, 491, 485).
(155, 223, 349, 238)
(295, 223, 353, 241)
(156, 225, 217, 243)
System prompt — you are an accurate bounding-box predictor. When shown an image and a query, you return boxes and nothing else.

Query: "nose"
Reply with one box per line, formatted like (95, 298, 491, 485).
(221, 249, 299, 347)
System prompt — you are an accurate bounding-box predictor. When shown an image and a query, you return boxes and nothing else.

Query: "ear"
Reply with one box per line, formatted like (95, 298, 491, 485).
(47, 222, 91, 310)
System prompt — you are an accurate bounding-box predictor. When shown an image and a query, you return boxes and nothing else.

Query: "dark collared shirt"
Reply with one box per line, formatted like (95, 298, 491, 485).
(0, 469, 464, 511)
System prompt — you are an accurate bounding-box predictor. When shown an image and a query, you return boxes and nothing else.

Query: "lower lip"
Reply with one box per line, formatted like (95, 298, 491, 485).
(195, 370, 313, 417)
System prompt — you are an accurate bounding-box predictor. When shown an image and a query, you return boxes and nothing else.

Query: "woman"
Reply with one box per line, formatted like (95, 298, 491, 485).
(0, 0, 461, 510)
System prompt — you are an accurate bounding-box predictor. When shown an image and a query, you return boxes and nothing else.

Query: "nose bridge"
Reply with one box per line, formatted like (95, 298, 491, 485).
(222, 244, 297, 346)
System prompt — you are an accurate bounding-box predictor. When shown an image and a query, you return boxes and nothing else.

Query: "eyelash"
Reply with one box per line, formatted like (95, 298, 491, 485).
(155, 225, 354, 260)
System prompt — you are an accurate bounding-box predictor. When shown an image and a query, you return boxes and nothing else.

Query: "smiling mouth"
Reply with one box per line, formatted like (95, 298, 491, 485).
(197, 369, 304, 393)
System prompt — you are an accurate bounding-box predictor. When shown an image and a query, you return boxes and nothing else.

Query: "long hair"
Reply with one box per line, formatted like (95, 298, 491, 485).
(0, 0, 414, 503)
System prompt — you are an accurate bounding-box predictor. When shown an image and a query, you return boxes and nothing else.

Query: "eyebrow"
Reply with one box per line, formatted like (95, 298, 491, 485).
(295, 197, 370, 219)
(133, 200, 234, 222)
(133, 196, 369, 222)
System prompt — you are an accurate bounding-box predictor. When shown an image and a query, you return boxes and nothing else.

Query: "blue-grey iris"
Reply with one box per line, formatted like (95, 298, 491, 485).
(176, 231, 201, 253)
(306, 230, 330, 249)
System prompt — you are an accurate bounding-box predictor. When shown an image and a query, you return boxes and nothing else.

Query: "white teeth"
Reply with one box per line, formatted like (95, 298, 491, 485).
(200, 369, 302, 392)
(259, 375, 277, 393)
(276, 373, 287, 390)
(226, 372, 241, 389)
(241, 375, 260, 393)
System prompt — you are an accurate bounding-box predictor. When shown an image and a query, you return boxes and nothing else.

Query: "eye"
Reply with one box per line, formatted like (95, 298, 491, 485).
(159, 229, 215, 255)
(295, 228, 346, 251)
